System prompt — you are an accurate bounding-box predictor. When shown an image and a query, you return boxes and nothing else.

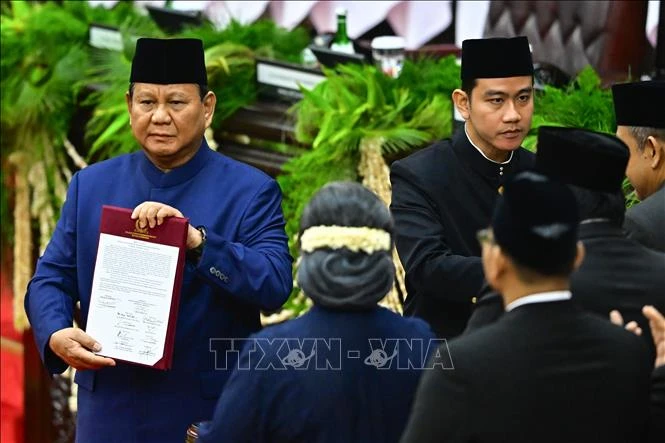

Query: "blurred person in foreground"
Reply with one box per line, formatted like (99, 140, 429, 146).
(401, 171, 651, 443)
(199, 181, 437, 443)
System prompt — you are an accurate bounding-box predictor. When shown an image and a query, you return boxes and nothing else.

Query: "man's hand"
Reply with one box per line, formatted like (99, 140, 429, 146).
(643, 305, 665, 368)
(131, 201, 202, 249)
(609, 310, 643, 336)
(49, 327, 116, 370)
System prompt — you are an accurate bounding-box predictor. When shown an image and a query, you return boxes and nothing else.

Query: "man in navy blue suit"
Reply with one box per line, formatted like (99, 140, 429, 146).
(25, 38, 293, 442)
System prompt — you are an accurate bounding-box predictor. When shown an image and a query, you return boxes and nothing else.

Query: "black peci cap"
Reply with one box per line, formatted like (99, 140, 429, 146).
(461, 36, 534, 80)
(612, 81, 665, 129)
(130, 38, 207, 86)
(535, 126, 629, 193)
(491, 171, 579, 275)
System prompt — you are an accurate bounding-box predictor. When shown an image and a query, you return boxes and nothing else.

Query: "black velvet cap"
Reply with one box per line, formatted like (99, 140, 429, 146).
(492, 171, 579, 275)
(612, 81, 665, 128)
(535, 126, 629, 193)
(461, 36, 533, 80)
(130, 38, 207, 85)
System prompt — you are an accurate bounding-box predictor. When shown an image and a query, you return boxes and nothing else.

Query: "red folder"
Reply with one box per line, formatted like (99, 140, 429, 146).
(89, 205, 188, 370)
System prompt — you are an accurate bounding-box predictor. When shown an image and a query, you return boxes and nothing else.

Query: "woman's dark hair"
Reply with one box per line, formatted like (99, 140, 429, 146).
(297, 181, 395, 310)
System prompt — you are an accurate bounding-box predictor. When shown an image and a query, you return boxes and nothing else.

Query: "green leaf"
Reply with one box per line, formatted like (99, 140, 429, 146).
(89, 113, 130, 155)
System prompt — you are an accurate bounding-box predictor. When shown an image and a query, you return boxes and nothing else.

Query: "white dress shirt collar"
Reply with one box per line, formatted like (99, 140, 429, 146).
(464, 123, 514, 165)
(505, 290, 572, 312)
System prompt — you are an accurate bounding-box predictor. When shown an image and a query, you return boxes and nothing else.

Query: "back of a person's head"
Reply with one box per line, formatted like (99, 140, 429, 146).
(299, 181, 393, 235)
(567, 185, 626, 226)
(535, 126, 630, 226)
(297, 181, 395, 310)
(492, 171, 580, 279)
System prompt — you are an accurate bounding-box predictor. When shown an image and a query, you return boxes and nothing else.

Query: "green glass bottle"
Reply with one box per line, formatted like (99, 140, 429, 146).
(330, 8, 355, 54)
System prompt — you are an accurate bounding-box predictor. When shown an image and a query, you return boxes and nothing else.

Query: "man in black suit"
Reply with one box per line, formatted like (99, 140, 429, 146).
(536, 127, 665, 362)
(612, 81, 665, 252)
(401, 171, 652, 443)
(465, 127, 665, 363)
(390, 36, 535, 339)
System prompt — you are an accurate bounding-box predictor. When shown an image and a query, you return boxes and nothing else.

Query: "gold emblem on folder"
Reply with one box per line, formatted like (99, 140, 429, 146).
(124, 220, 157, 240)
(135, 219, 149, 235)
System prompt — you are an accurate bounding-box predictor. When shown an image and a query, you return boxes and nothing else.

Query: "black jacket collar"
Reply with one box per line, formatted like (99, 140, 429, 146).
(578, 220, 627, 240)
(451, 127, 522, 185)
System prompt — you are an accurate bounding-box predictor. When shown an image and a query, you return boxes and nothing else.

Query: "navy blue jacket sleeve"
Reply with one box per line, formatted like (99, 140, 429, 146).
(24, 173, 81, 375)
(198, 341, 264, 443)
(195, 179, 293, 310)
(390, 162, 484, 303)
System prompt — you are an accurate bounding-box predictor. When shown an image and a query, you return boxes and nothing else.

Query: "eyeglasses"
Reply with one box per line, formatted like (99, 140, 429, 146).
(476, 227, 495, 246)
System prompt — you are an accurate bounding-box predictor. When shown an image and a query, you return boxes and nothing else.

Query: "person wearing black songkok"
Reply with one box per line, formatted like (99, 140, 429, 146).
(24, 38, 294, 442)
(537, 127, 665, 363)
(401, 172, 652, 443)
(466, 127, 665, 365)
(612, 81, 665, 252)
(390, 36, 536, 339)
(199, 181, 437, 443)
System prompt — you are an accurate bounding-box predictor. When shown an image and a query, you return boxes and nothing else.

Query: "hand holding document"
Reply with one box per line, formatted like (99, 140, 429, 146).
(85, 206, 188, 370)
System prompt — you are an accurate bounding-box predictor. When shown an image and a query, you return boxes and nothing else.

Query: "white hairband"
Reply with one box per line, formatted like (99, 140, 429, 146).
(300, 225, 391, 254)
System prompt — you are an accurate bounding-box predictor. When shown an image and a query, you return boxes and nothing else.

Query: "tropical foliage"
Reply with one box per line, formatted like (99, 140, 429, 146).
(0, 0, 155, 245)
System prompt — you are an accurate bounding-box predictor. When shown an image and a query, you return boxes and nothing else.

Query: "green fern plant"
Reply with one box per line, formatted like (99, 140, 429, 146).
(182, 20, 310, 127)
(1, 1, 91, 244)
(1, 0, 163, 247)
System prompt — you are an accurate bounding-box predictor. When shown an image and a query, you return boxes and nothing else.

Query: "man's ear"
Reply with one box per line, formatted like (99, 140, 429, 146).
(573, 241, 585, 271)
(203, 91, 216, 128)
(452, 89, 470, 120)
(645, 135, 664, 170)
(125, 91, 132, 125)
(484, 245, 506, 288)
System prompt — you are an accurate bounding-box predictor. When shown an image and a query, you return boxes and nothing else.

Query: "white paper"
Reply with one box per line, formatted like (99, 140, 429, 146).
(86, 233, 179, 366)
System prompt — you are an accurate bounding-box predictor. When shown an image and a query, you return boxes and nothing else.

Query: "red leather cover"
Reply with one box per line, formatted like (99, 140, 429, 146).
(92, 205, 188, 370)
